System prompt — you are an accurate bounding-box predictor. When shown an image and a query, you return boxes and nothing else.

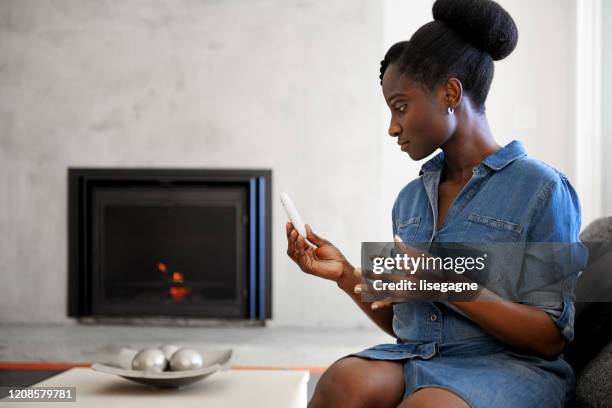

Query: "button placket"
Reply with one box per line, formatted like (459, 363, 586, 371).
(422, 171, 442, 242)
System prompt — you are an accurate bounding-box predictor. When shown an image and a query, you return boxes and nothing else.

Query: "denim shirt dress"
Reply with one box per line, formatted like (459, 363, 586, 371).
(347, 140, 588, 407)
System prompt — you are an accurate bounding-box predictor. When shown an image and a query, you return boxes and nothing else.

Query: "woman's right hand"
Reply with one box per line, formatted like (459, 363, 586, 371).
(286, 222, 354, 286)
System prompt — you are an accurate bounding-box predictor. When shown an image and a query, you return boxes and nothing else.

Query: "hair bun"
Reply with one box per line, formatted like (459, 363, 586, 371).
(432, 0, 518, 61)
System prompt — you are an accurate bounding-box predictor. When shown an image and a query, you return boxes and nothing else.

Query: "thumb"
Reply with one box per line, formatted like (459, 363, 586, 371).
(393, 234, 422, 258)
(305, 224, 329, 246)
(393, 234, 411, 255)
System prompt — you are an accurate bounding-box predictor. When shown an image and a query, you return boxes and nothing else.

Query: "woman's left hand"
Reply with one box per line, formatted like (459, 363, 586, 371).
(355, 235, 477, 309)
(353, 235, 438, 309)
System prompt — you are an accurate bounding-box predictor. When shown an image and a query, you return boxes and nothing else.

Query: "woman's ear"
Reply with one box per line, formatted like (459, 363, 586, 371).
(444, 78, 463, 111)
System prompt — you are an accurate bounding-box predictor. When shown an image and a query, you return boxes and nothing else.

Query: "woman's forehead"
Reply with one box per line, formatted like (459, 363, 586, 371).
(383, 65, 423, 102)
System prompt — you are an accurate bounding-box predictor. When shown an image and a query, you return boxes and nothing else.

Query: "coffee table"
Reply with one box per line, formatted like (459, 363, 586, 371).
(0, 368, 310, 407)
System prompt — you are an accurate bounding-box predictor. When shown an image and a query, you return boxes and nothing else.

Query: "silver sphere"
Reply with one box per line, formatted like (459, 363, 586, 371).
(114, 347, 138, 369)
(158, 344, 181, 360)
(132, 348, 168, 372)
(169, 348, 203, 371)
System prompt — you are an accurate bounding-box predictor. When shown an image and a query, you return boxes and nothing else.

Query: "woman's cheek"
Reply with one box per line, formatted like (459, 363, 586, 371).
(421, 107, 451, 145)
(408, 114, 446, 158)
(407, 109, 434, 142)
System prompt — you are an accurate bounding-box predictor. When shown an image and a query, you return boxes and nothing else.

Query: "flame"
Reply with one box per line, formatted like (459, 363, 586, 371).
(169, 287, 191, 301)
(156, 263, 191, 301)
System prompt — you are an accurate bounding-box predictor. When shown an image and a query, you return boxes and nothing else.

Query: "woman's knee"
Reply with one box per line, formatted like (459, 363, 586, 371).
(397, 387, 470, 408)
(309, 356, 405, 408)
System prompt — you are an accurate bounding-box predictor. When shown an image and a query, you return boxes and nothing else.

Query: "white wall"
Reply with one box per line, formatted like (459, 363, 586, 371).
(379, 0, 579, 233)
(0, 0, 385, 327)
(603, 0, 612, 216)
(379, 0, 431, 236)
(0, 0, 582, 327)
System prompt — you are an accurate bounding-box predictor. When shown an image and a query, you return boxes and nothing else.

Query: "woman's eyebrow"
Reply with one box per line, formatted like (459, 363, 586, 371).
(386, 91, 412, 104)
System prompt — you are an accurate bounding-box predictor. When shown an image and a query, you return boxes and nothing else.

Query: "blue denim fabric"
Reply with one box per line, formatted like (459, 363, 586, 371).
(348, 140, 588, 407)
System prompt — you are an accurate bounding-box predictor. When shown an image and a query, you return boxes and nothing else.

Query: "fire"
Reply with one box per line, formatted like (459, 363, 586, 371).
(156, 261, 191, 301)
(172, 272, 184, 283)
(169, 287, 191, 301)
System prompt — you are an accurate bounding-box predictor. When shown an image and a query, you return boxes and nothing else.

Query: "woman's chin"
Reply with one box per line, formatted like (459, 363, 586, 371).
(405, 144, 436, 161)
(400, 142, 427, 160)
(404, 147, 421, 161)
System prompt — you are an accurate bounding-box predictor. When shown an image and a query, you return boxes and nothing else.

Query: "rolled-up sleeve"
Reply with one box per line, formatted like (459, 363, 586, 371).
(519, 173, 588, 342)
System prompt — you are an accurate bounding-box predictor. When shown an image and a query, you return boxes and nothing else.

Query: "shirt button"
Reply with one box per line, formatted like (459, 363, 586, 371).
(430, 314, 437, 321)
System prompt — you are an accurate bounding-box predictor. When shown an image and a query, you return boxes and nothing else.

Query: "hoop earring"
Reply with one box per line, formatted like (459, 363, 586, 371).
(447, 106, 454, 115)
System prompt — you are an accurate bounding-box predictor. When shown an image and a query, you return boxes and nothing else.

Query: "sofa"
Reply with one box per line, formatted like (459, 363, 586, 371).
(565, 216, 612, 407)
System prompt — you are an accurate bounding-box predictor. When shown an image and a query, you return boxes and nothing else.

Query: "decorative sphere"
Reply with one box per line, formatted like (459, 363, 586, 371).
(159, 344, 181, 360)
(169, 348, 204, 371)
(114, 347, 139, 369)
(132, 348, 168, 372)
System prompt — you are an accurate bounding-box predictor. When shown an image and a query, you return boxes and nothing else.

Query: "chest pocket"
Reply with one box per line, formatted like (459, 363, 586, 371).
(465, 213, 523, 243)
(464, 213, 524, 285)
(395, 216, 421, 244)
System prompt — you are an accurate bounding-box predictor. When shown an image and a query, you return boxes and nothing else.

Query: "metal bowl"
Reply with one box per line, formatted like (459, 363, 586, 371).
(92, 349, 232, 388)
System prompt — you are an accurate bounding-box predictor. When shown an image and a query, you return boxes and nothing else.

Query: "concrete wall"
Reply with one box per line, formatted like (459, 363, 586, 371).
(0, 0, 384, 326)
(0, 0, 581, 327)
(603, 0, 612, 216)
(379, 0, 579, 228)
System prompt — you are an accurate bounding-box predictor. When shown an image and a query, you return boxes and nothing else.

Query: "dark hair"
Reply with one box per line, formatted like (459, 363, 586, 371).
(379, 0, 518, 114)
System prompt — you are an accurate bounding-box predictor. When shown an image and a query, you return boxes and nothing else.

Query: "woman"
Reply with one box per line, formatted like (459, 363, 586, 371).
(286, 0, 587, 407)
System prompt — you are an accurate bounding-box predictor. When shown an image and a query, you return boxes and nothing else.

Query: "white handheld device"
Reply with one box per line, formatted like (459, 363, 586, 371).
(280, 192, 307, 237)
(280, 192, 318, 248)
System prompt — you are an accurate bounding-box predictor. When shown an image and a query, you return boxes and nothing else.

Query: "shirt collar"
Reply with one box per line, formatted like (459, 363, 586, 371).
(419, 139, 526, 176)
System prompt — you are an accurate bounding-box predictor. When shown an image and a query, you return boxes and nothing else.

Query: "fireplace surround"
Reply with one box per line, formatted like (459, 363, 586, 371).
(67, 168, 271, 321)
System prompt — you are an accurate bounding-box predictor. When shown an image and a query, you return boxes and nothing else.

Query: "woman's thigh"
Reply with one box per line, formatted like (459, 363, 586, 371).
(397, 387, 470, 408)
(309, 356, 405, 408)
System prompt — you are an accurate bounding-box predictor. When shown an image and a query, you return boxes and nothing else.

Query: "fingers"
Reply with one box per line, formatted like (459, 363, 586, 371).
(360, 267, 380, 281)
(371, 297, 395, 310)
(295, 234, 309, 258)
(286, 220, 322, 277)
(353, 281, 395, 310)
(286, 223, 299, 261)
(393, 234, 414, 256)
(354, 269, 431, 302)
(287, 226, 315, 272)
(288, 223, 318, 252)
(392, 234, 437, 266)
(305, 224, 328, 247)
(292, 230, 303, 260)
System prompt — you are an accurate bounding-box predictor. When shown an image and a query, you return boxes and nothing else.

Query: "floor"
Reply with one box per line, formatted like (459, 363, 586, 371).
(0, 323, 393, 402)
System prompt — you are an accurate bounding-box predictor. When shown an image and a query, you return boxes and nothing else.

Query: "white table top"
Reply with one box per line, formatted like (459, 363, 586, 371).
(1, 368, 310, 408)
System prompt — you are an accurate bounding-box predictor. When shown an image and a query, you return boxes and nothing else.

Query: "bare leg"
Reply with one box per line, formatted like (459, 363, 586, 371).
(309, 356, 405, 408)
(397, 387, 470, 408)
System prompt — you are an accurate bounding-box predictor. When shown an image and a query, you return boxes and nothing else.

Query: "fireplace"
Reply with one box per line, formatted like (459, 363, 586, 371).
(67, 168, 271, 321)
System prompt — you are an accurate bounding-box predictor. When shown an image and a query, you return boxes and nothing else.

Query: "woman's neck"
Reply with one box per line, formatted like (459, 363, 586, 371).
(440, 113, 501, 183)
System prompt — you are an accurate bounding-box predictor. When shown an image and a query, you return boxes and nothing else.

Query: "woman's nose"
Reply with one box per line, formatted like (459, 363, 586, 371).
(388, 122, 401, 137)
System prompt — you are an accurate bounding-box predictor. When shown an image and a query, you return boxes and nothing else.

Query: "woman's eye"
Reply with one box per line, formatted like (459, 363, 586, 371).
(395, 104, 406, 113)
